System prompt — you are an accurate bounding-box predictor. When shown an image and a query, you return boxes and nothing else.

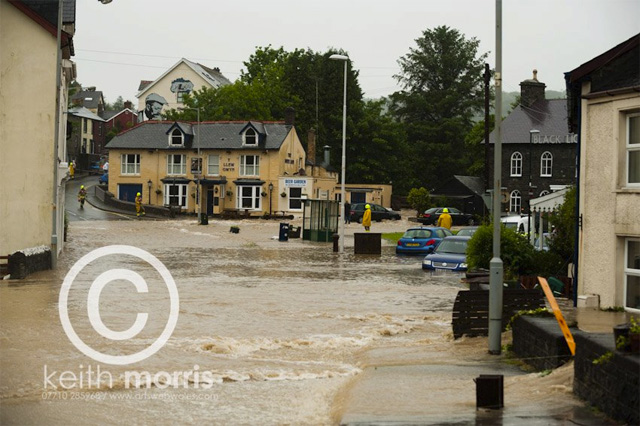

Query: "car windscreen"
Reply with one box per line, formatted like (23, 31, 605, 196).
(457, 229, 476, 236)
(403, 229, 432, 239)
(502, 222, 517, 230)
(435, 240, 468, 254)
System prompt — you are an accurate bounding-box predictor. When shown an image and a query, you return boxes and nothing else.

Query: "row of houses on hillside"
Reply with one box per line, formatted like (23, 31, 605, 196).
(67, 87, 138, 166)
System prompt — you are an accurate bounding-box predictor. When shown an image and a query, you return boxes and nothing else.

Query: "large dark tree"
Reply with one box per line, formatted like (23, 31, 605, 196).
(390, 26, 488, 191)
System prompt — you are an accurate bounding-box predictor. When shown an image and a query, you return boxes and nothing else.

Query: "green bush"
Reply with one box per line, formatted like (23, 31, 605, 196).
(467, 224, 535, 280)
(467, 224, 568, 280)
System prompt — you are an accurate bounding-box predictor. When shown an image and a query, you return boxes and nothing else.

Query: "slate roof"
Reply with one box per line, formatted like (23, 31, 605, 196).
(488, 99, 571, 144)
(102, 108, 136, 122)
(453, 175, 485, 195)
(69, 106, 105, 122)
(20, 0, 76, 27)
(71, 90, 103, 110)
(106, 121, 292, 151)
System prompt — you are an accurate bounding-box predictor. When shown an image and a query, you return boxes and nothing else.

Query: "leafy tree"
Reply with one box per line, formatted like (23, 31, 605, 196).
(390, 26, 488, 191)
(464, 115, 495, 177)
(406, 187, 431, 216)
(166, 46, 411, 192)
(548, 186, 577, 264)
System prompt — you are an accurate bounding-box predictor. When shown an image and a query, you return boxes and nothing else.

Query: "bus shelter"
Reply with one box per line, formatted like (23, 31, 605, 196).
(302, 199, 338, 242)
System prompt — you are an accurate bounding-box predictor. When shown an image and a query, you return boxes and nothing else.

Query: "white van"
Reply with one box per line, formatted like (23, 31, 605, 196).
(500, 215, 530, 234)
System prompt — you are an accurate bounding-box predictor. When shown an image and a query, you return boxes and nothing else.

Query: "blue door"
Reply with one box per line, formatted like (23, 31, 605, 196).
(119, 184, 142, 202)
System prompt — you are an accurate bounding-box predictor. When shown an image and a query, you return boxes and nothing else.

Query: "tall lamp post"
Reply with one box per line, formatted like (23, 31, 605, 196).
(179, 107, 201, 221)
(268, 182, 274, 216)
(329, 53, 349, 254)
(528, 130, 539, 243)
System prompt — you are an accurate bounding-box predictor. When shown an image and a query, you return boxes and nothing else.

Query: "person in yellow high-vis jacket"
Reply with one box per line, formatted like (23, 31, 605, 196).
(437, 208, 452, 229)
(362, 203, 372, 232)
(135, 192, 145, 217)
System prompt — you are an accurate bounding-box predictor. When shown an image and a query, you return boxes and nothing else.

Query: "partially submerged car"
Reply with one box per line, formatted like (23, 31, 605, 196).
(396, 226, 453, 255)
(422, 235, 471, 272)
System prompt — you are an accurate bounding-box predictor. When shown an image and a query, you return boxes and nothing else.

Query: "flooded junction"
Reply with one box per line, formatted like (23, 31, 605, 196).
(0, 219, 617, 425)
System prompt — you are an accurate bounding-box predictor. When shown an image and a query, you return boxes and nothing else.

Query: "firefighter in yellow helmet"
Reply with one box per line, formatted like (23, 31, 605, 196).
(437, 207, 452, 230)
(135, 192, 145, 217)
(77, 185, 86, 208)
(362, 203, 372, 232)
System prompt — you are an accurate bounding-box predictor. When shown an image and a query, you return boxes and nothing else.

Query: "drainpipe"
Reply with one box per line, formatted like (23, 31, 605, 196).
(572, 88, 582, 308)
(51, 0, 64, 268)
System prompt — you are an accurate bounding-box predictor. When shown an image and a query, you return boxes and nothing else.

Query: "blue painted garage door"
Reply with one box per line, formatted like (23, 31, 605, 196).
(119, 184, 142, 202)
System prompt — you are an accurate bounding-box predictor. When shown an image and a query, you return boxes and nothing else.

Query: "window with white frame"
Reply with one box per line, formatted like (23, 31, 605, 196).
(540, 152, 553, 177)
(624, 238, 640, 311)
(170, 129, 184, 146)
(243, 128, 258, 146)
(121, 153, 140, 175)
(627, 113, 640, 186)
(509, 190, 521, 213)
(237, 185, 261, 210)
(510, 152, 522, 177)
(167, 154, 186, 175)
(164, 184, 188, 208)
(289, 187, 303, 210)
(207, 155, 220, 175)
(240, 155, 260, 176)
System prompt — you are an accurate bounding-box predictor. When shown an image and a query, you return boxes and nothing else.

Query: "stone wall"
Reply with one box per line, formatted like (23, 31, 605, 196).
(573, 333, 639, 425)
(9, 246, 52, 279)
(511, 316, 578, 371)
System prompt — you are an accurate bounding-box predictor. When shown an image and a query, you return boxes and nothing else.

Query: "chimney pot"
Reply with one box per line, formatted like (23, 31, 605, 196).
(323, 145, 331, 167)
(307, 128, 317, 165)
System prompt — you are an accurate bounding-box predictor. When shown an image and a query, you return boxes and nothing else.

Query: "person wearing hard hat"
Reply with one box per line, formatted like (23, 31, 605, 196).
(362, 203, 372, 232)
(437, 208, 452, 230)
(135, 192, 145, 217)
(77, 185, 87, 209)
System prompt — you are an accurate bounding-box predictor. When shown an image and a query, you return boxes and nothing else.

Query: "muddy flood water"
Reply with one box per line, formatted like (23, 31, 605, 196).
(0, 217, 620, 425)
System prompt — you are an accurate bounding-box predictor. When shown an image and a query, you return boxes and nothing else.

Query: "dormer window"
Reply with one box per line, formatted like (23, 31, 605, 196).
(243, 128, 257, 146)
(170, 128, 184, 146)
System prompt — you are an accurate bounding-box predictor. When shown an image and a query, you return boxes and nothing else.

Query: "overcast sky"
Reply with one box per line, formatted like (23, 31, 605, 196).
(74, 0, 639, 107)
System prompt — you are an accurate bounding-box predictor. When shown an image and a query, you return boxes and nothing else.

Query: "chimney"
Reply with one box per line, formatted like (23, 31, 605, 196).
(284, 107, 295, 126)
(124, 101, 132, 110)
(519, 69, 546, 108)
(307, 128, 317, 165)
(323, 145, 331, 167)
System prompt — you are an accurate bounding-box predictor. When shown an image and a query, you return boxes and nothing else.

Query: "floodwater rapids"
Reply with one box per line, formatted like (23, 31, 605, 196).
(0, 218, 614, 425)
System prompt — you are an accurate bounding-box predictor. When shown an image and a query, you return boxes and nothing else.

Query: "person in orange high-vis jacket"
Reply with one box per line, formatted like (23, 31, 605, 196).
(362, 204, 372, 232)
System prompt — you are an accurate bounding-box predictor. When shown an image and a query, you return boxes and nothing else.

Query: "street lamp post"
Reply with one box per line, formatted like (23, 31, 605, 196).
(329, 54, 349, 254)
(268, 182, 274, 216)
(528, 129, 539, 243)
(147, 179, 152, 204)
(179, 107, 201, 221)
